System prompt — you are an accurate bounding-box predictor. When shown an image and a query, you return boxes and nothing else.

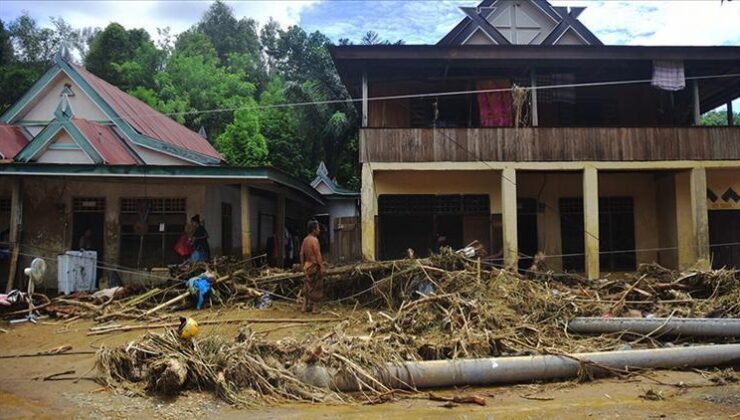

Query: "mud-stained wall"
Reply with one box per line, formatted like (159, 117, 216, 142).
(16, 178, 206, 289)
(517, 171, 661, 272)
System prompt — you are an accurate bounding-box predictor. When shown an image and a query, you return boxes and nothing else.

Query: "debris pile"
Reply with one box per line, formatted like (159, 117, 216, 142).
(96, 325, 408, 406)
(90, 250, 739, 405)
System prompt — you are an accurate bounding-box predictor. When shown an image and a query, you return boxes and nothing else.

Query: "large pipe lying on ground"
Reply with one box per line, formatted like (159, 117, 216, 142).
(568, 317, 740, 337)
(295, 344, 740, 392)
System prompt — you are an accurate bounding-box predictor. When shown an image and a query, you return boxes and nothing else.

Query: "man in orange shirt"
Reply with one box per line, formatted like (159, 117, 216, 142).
(299, 220, 324, 314)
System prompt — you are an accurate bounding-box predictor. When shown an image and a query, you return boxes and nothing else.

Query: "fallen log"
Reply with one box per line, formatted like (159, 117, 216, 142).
(88, 316, 339, 335)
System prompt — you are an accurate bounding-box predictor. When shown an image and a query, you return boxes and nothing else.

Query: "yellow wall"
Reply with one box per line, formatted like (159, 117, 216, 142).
(707, 169, 740, 211)
(517, 171, 661, 272)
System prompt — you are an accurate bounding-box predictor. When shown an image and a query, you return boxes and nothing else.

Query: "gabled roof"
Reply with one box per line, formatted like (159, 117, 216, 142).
(70, 63, 222, 162)
(0, 124, 29, 160)
(310, 161, 359, 197)
(438, 0, 602, 46)
(1, 55, 223, 166)
(73, 119, 139, 165)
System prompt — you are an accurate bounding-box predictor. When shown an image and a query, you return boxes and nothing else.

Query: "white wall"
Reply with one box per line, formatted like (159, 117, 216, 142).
(20, 73, 108, 122)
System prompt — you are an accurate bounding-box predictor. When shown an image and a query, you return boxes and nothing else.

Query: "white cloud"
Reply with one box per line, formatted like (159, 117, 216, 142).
(0, 0, 320, 41)
(552, 0, 740, 46)
(2, 0, 738, 46)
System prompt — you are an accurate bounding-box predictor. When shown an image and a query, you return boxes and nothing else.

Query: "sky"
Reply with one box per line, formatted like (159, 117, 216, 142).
(1, 0, 739, 47)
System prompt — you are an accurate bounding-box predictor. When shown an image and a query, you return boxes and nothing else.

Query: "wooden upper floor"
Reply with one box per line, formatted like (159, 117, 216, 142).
(333, 45, 740, 163)
(360, 127, 740, 163)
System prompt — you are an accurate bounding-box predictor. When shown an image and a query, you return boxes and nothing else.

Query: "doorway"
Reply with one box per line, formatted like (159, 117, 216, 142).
(221, 202, 233, 256)
(517, 198, 539, 270)
(71, 197, 105, 260)
(709, 210, 740, 269)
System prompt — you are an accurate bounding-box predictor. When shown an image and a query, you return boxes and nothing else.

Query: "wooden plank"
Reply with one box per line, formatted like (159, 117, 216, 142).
(360, 127, 740, 163)
(6, 178, 22, 293)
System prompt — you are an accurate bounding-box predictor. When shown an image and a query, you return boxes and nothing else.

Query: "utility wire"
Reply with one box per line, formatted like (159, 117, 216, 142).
(60, 72, 740, 124)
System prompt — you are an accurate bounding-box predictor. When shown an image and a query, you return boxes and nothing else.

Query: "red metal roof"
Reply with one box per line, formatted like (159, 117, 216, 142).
(0, 124, 29, 160)
(73, 119, 138, 165)
(70, 63, 223, 162)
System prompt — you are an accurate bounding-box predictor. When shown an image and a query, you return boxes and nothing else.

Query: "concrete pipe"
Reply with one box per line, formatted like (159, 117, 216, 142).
(568, 317, 740, 337)
(295, 344, 740, 392)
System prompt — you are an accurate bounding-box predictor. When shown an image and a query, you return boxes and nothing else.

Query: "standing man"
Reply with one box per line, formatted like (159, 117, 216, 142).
(300, 220, 324, 314)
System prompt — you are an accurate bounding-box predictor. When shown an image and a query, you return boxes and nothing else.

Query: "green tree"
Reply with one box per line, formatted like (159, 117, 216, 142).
(259, 76, 310, 179)
(216, 104, 269, 167)
(196, 1, 260, 61)
(266, 25, 359, 187)
(701, 109, 740, 126)
(0, 20, 15, 65)
(150, 31, 254, 137)
(85, 23, 161, 89)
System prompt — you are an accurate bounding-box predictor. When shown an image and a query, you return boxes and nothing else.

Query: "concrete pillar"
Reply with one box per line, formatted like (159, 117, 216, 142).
(675, 168, 710, 270)
(583, 166, 600, 280)
(276, 194, 286, 267)
(240, 184, 251, 259)
(675, 171, 693, 269)
(690, 168, 710, 269)
(6, 178, 22, 292)
(501, 167, 518, 268)
(360, 163, 376, 261)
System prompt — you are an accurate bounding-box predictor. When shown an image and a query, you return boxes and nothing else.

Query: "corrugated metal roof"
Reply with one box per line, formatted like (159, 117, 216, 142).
(70, 63, 223, 162)
(0, 124, 29, 160)
(73, 119, 138, 165)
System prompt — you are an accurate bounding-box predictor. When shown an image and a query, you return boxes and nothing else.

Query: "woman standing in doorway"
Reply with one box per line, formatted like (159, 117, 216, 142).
(190, 215, 211, 262)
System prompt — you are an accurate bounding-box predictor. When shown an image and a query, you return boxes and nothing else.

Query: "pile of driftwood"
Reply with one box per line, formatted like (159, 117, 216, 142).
(91, 249, 740, 405)
(96, 325, 408, 406)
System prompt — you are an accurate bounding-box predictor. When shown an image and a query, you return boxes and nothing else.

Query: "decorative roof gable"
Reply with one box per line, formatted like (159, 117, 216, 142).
(439, 0, 601, 46)
(310, 161, 358, 197)
(1, 55, 223, 166)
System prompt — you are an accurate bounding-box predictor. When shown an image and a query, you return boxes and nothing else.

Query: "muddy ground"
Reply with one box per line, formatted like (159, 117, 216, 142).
(1, 302, 739, 419)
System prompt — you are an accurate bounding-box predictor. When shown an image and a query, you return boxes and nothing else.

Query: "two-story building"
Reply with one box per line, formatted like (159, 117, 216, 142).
(0, 54, 325, 290)
(331, 0, 740, 278)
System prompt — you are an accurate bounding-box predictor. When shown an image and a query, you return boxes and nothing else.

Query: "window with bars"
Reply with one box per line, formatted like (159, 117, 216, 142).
(559, 196, 636, 272)
(0, 198, 10, 212)
(120, 198, 186, 214)
(379, 194, 489, 215)
(73, 197, 105, 212)
(119, 197, 187, 268)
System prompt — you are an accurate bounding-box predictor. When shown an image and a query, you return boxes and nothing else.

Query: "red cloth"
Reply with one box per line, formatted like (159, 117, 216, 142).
(477, 80, 513, 127)
(175, 233, 193, 258)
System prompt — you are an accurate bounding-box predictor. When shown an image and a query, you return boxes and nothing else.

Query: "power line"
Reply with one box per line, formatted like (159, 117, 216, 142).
(72, 72, 740, 124)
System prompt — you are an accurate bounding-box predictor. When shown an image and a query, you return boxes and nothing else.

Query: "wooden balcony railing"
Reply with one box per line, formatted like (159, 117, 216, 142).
(360, 127, 740, 163)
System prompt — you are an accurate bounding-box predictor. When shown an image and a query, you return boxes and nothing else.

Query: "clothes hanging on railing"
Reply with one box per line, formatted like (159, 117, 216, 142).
(477, 79, 513, 127)
(652, 60, 685, 91)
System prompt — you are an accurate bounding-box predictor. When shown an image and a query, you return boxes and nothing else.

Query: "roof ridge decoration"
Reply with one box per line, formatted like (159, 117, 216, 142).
(439, 0, 602, 46)
(16, 100, 104, 164)
(310, 160, 358, 196)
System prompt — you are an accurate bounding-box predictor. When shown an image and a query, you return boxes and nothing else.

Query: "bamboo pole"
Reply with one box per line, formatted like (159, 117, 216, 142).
(88, 317, 338, 335)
